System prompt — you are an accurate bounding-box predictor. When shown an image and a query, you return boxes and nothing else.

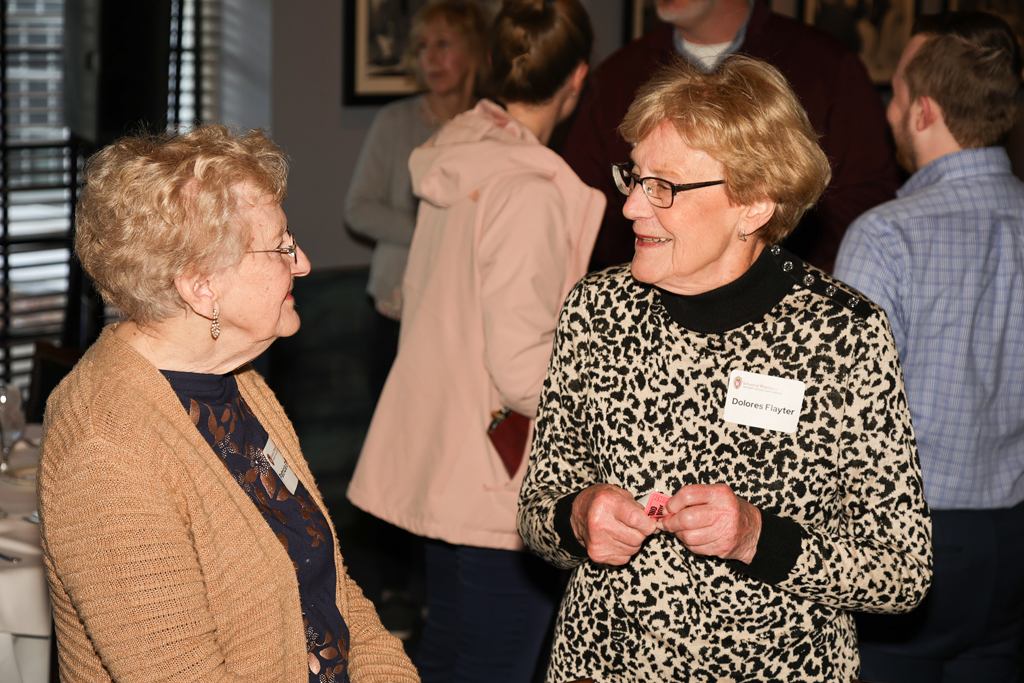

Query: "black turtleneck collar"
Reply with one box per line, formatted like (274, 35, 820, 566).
(657, 245, 795, 334)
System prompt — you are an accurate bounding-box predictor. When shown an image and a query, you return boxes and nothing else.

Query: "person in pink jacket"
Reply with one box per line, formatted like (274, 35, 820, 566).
(347, 1, 603, 682)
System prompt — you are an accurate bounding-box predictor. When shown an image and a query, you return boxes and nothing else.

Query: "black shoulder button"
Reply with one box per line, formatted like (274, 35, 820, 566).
(768, 244, 872, 319)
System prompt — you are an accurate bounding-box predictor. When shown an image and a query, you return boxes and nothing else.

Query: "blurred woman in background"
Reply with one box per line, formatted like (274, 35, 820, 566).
(344, 0, 491, 637)
(348, 1, 604, 682)
(345, 0, 490, 399)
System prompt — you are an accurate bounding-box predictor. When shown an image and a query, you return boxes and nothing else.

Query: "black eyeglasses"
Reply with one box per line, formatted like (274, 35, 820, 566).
(247, 229, 298, 264)
(612, 162, 725, 209)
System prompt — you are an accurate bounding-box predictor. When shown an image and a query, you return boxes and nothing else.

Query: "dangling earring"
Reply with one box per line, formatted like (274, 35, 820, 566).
(739, 229, 747, 242)
(211, 308, 221, 340)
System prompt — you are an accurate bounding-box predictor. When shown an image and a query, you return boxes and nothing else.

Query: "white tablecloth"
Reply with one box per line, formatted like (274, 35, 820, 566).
(0, 425, 50, 683)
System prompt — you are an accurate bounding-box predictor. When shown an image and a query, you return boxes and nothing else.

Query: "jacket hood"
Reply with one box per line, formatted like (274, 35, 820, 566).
(410, 99, 568, 208)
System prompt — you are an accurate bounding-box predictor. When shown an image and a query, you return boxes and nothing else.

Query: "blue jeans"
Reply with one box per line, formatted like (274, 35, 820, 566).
(416, 539, 562, 683)
(857, 501, 1024, 683)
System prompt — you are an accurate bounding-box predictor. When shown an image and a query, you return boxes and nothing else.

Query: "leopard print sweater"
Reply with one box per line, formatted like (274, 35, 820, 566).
(518, 247, 932, 683)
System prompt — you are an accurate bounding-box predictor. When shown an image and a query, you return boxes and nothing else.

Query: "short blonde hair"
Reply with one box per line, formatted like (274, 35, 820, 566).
(75, 125, 288, 325)
(406, 0, 491, 92)
(619, 56, 831, 244)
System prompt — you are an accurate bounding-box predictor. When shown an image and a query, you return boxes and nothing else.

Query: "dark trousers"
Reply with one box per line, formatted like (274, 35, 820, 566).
(416, 539, 562, 683)
(857, 501, 1024, 683)
(360, 306, 415, 600)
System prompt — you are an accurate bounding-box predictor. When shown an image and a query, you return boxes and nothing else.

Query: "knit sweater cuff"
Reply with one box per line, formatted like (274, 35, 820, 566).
(554, 491, 589, 558)
(726, 510, 804, 585)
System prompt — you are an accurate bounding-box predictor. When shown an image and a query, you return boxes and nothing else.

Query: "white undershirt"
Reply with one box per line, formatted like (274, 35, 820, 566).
(681, 39, 733, 69)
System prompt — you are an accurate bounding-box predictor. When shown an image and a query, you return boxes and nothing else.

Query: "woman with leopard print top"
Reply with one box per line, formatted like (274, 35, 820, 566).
(517, 56, 932, 683)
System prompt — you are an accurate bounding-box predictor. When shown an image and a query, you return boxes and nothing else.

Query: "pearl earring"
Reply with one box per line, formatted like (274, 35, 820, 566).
(211, 308, 221, 340)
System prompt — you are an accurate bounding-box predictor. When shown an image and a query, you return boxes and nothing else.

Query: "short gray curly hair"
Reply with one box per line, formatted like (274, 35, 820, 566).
(75, 125, 288, 325)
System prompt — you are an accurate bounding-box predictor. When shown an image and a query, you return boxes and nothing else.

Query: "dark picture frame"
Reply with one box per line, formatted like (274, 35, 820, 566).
(343, 0, 502, 106)
(343, 0, 426, 105)
(804, 0, 917, 83)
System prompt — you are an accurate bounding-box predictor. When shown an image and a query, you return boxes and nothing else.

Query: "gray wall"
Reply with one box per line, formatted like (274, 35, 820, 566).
(271, 0, 625, 272)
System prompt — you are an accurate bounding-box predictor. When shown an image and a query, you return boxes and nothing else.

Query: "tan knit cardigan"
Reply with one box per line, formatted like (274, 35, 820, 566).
(38, 326, 419, 683)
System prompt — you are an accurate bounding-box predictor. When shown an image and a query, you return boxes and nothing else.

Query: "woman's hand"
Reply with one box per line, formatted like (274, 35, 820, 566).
(571, 484, 658, 565)
(658, 484, 762, 564)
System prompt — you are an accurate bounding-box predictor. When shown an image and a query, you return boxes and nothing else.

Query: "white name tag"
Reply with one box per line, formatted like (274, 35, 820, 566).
(723, 370, 805, 434)
(263, 437, 299, 495)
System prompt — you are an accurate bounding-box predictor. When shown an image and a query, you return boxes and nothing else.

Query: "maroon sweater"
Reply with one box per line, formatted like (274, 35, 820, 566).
(562, 0, 900, 272)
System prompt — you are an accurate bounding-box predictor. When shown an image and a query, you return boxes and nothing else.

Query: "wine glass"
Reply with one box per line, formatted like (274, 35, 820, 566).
(0, 382, 25, 479)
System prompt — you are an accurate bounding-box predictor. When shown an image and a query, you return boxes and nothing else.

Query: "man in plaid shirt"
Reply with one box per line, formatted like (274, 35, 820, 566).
(834, 11, 1024, 683)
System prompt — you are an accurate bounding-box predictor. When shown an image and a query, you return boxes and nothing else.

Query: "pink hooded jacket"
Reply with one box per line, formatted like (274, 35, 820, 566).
(347, 100, 604, 550)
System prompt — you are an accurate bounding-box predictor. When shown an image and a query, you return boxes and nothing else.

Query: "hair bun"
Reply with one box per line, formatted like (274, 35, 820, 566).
(488, 0, 593, 105)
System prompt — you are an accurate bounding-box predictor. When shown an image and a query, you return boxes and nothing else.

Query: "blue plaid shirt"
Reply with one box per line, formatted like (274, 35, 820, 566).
(834, 147, 1024, 510)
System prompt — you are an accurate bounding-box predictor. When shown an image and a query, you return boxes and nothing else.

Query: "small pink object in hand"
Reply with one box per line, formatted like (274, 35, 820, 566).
(638, 491, 670, 519)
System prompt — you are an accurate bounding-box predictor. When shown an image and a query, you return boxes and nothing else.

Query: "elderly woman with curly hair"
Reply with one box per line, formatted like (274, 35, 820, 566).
(517, 56, 933, 683)
(37, 125, 419, 683)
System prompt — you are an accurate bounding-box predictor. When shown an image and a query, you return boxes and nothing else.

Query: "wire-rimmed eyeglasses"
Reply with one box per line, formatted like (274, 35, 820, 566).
(247, 228, 298, 264)
(612, 162, 726, 209)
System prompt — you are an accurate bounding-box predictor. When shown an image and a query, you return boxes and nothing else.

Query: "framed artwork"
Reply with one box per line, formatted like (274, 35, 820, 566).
(343, 0, 426, 105)
(343, 0, 500, 106)
(804, 0, 917, 83)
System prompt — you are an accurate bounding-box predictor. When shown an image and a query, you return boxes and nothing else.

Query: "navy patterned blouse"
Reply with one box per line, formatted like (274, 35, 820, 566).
(162, 370, 350, 683)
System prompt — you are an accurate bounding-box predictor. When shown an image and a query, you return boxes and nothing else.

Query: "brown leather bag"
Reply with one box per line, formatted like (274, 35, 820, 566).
(487, 407, 530, 477)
